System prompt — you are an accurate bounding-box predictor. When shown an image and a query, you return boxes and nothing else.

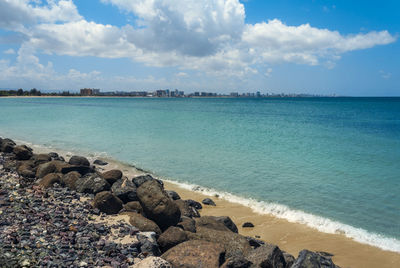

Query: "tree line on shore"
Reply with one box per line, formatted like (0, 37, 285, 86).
(0, 89, 79, 97)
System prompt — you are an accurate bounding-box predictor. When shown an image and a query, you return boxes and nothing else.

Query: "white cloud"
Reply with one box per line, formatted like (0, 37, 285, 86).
(265, 68, 272, 77)
(3, 48, 16, 54)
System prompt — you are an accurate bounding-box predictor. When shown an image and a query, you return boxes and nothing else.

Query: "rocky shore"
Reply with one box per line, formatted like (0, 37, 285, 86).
(0, 137, 340, 268)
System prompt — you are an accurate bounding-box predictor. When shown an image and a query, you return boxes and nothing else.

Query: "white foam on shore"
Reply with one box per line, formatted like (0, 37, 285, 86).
(5, 136, 400, 253)
(163, 178, 400, 253)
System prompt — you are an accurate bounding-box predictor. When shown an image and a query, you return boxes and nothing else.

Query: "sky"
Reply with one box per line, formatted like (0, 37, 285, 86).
(0, 0, 399, 96)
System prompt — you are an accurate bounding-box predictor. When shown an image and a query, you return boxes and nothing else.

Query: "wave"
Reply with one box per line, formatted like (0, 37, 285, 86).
(162, 178, 400, 253)
(4, 135, 400, 253)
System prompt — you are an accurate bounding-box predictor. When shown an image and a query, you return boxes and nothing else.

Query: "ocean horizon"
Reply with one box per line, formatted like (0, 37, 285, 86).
(1, 96, 399, 252)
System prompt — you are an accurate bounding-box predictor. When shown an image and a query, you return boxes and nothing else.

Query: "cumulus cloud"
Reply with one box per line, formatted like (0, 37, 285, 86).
(0, 0, 397, 86)
(3, 48, 16, 54)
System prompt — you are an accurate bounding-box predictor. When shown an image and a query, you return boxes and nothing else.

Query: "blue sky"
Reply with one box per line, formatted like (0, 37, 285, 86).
(0, 0, 398, 96)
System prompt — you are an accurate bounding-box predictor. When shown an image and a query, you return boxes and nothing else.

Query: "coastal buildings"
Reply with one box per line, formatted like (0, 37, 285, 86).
(80, 88, 100, 96)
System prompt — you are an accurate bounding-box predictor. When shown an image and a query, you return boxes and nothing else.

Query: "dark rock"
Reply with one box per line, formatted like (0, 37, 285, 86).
(93, 191, 123, 215)
(31, 154, 52, 165)
(202, 198, 216, 206)
(48, 152, 59, 158)
(246, 243, 286, 268)
(246, 237, 265, 249)
(213, 216, 238, 233)
(75, 174, 110, 194)
(196, 216, 234, 232)
(102, 169, 122, 185)
(283, 252, 296, 268)
(136, 180, 181, 231)
(137, 232, 161, 256)
(111, 177, 138, 203)
(61, 171, 81, 190)
(221, 256, 252, 268)
(166, 190, 181, 200)
(39, 173, 62, 188)
(16, 161, 36, 178)
(291, 250, 339, 268)
(13, 145, 33, 160)
(187, 226, 252, 258)
(36, 161, 69, 178)
(61, 165, 93, 176)
(94, 159, 108, 166)
(174, 199, 200, 218)
(242, 222, 254, 228)
(186, 199, 202, 210)
(161, 240, 226, 268)
(126, 212, 161, 234)
(133, 174, 163, 188)
(157, 226, 188, 252)
(68, 155, 90, 166)
(177, 216, 196, 233)
(120, 201, 143, 214)
(0, 138, 15, 153)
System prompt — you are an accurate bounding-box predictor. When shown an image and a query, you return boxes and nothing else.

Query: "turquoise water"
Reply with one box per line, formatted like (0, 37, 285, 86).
(0, 97, 399, 251)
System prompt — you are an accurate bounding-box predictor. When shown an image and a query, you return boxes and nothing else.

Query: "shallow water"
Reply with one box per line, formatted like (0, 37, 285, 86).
(0, 97, 399, 251)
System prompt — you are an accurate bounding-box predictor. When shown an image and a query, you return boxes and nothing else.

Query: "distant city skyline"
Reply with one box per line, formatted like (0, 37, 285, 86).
(0, 0, 399, 96)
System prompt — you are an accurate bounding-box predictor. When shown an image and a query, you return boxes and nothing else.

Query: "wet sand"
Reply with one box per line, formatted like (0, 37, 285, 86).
(30, 146, 400, 268)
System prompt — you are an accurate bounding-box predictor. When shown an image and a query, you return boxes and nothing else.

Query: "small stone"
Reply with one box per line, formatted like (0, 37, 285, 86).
(202, 198, 216, 206)
(242, 222, 254, 228)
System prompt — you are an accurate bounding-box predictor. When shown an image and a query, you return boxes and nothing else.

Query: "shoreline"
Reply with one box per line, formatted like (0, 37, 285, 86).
(25, 141, 400, 268)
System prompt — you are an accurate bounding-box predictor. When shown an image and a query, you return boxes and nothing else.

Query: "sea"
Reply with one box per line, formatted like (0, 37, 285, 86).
(0, 97, 399, 252)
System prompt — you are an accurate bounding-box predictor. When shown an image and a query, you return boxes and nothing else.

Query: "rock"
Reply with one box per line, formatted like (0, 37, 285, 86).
(93, 159, 108, 166)
(132, 256, 172, 268)
(121, 201, 143, 214)
(0, 138, 15, 153)
(13, 145, 33, 160)
(187, 226, 252, 258)
(48, 152, 59, 158)
(102, 169, 122, 185)
(137, 232, 161, 256)
(161, 240, 226, 268)
(111, 177, 138, 203)
(61, 171, 81, 190)
(16, 162, 36, 178)
(68, 155, 90, 166)
(36, 161, 70, 178)
(283, 252, 296, 268)
(137, 180, 181, 231)
(291, 250, 339, 268)
(202, 198, 216, 206)
(93, 191, 123, 215)
(246, 237, 264, 249)
(246, 243, 286, 268)
(127, 212, 161, 235)
(166, 190, 181, 200)
(186, 199, 202, 210)
(39, 173, 62, 188)
(174, 199, 200, 218)
(75, 174, 110, 194)
(133, 174, 163, 188)
(213, 216, 238, 233)
(196, 216, 234, 232)
(157, 226, 188, 252)
(61, 165, 93, 176)
(31, 154, 51, 165)
(177, 216, 196, 233)
(220, 256, 252, 268)
(242, 222, 254, 228)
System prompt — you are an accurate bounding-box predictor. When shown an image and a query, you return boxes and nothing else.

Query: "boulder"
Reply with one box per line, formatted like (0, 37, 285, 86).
(202, 198, 216, 206)
(187, 226, 252, 259)
(132, 256, 172, 268)
(242, 222, 254, 228)
(246, 243, 286, 268)
(137, 180, 181, 231)
(186, 199, 202, 210)
(61, 165, 93, 176)
(213, 216, 238, 233)
(13, 145, 33, 160)
(61, 171, 81, 190)
(174, 199, 200, 218)
(196, 216, 235, 232)
(16, 161, 36, 178)
(48, 152, 59, 158)
(283, 252, 295, 268)
(102, 169, 122, 185)
(39, 173, 62, 189)
(177, 216, 196, 233)
(31, 154, 51, 165)
(93, 191, 123, 215)
(36, 161, 70, 178)
(133, 174, 163, 188)
(161, 240, 226, 268)
(93, 159, 108, 166)
(157, 226, 188, 252)
(68, 155, 90, 166)
(127, 212, 162, 235)
(111, 177, 138, 203)
(246, 237, 265, 249)
(75, 174, 110, 194)
(220, 256, 252, 268)
(1, 139, 15, 153)
(291, 250, 339, 268)
(166, 190, 181, 200)
(120, 201, 143, 214)
(137, 232, 161, 256)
